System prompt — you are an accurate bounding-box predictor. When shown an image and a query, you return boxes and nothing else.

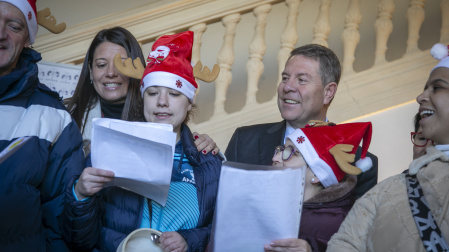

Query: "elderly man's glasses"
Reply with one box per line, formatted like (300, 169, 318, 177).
(274, 145, 298, 161)
(410, 132, 434, 147)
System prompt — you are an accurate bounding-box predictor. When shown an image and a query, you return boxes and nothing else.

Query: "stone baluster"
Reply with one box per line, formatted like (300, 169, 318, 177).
(441, 0, 449, 44)
(213, 13, 241, 116)
(406, 0, 426, 55)
(276, 0, 301, 86)
(341, 0, 361, 75)
(189, 23, 207, 95)
(374, 0, 395, 65)
(245, 4, 272, 106)
(311, 0, 332, 47)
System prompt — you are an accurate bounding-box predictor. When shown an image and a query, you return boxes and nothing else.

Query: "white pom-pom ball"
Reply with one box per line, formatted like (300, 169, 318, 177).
(431, 43, 448, 60)
(355, 157, 373, 172)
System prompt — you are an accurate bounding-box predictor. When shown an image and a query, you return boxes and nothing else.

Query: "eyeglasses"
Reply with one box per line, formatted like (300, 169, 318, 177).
(274, 145, 298, 161)
(410, 132, 434, 147)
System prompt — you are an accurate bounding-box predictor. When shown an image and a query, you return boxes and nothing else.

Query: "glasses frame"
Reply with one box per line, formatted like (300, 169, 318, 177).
(274, 145, 298, 161)
(410, 132, 434, 147)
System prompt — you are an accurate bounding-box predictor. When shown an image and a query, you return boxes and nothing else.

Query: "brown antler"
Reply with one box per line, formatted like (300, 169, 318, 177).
(307, 120, 336, 127)
(193, 61, 220, 83)
(36, 8, 66, 34)
(329, 144, 361, 175)
(113, 54, 145, 79)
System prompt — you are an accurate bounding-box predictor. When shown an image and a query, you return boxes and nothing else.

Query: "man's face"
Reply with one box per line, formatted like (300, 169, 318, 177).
(277, 55, 332, 129)
(0, 2, 30, 77)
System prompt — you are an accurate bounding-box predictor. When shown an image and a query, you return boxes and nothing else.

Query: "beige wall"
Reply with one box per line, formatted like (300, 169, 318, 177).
(346, 101, 419, 182)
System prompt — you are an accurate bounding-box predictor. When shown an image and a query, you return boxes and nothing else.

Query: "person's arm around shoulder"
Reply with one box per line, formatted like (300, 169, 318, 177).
(192, 132, 220, 155)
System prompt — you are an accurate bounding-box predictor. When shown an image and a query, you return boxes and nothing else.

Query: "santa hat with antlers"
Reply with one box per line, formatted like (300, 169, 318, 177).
(286, 122, 373, 188)
(140, 31, 197, 102)
(2, 0, 38, 44)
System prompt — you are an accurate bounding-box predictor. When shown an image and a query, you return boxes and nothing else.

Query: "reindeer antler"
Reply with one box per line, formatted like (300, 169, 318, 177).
(307, 120, 336, 127)
(329, 144, 361, 175)
(36, 8, 66, 34)
(193, 61, 220, 83)
(113, 54, 145, 80)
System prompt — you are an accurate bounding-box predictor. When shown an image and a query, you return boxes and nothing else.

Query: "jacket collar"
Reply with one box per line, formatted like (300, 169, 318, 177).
(0, 48, 41, 101)
(306, 174, 357, 204)
(258, 121, 286, 165)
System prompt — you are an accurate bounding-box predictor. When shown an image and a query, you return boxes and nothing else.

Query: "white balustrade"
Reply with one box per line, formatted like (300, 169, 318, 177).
(276, 0, 302, 86)
(32, 0, 445, 135)
(189, 23, 207, 95)
(312, 0, 332, 47)
(214, 13, 241, 116)
(374, 0, 395, 65)
(245, 4, 272, 106)
(406, 0, 426, 55)
(441, 0, 449, 44)
(341, 0, 362, 75)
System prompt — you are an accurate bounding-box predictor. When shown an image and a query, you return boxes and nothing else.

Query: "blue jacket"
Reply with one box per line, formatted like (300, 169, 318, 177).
(62, 124, 222, 252)
(0, 48, 85, 251)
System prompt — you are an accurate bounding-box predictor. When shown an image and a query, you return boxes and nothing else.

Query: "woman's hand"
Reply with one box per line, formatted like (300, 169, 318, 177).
(159, 231, 187, 252)
(264, 238, 312, 252)
(192, 132, 220, 155)
(74, 167, 114, 200)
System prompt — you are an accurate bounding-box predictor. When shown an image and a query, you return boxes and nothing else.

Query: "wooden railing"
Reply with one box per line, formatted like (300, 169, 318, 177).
(34, 0, 448, 150)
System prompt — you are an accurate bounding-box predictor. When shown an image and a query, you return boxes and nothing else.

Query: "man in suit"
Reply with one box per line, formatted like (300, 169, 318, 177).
(225, 44, 377, 198)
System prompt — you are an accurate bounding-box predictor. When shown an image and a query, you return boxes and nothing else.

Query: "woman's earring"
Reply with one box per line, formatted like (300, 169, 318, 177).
(311, 178, 316, 183)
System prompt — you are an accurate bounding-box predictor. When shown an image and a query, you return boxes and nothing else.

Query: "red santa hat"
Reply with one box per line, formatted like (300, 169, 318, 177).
(430, 43, 449, 71)
(287, 122, 373, 188)
(140, 31, 198, 102)
(1, 0, 38, 44)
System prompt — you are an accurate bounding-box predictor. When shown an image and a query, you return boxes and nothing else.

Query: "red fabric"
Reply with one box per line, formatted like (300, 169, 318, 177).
(141, 31, 197, 89)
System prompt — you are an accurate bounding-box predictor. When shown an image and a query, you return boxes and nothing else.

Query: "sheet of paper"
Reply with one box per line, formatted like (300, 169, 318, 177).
(212, 161, 306, 252)
(91, 118, 176, 206)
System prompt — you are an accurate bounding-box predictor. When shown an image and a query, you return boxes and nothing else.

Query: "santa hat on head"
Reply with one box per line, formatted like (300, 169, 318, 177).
(140, 31, 198, 102)
(431, 43, 449, 71)
(287, 122, 373, 188)
(1, 0, 38, 44)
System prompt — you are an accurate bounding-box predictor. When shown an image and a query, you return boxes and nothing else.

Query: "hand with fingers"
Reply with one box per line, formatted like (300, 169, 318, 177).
(74, 167, 115, 200)
(264, 238, 312, 252)
(192, 132, 220, 155)
(159, 231, 188, 252)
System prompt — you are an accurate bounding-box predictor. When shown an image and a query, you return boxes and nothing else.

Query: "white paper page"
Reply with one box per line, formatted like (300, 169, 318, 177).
(91, 118, 176, 206)
(213, 161, 305, 252)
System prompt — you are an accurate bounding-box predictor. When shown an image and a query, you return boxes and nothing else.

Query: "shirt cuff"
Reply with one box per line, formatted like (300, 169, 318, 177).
(73, 179, 89, 201)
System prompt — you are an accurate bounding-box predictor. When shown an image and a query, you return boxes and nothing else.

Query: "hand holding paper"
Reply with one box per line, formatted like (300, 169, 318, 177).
(90, 118, 176, 206)
(75, 167, 115, 200)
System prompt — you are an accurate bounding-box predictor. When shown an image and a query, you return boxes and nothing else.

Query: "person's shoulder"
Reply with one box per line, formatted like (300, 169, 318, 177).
(31, 83, 68, 110)
(360, 174, 406, 200)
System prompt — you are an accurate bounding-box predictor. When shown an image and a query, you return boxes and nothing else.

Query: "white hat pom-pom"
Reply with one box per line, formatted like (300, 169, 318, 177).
(431, 43, 449, 60)
(356, 157, 373, 172)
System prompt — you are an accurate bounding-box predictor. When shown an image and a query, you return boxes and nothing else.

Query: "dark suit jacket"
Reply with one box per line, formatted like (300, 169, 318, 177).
(225, 121, 378, 198)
